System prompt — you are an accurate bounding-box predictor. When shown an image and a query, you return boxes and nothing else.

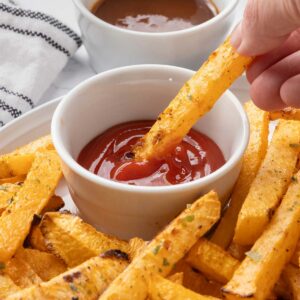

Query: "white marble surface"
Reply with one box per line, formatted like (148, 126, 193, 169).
(16, 0, 247, 105)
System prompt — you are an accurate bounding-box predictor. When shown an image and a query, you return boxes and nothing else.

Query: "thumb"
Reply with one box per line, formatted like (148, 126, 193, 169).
(231, 0, 300, 56)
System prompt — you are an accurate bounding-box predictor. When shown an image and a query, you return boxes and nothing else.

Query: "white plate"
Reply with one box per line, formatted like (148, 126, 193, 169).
(0, 76, 250, 216)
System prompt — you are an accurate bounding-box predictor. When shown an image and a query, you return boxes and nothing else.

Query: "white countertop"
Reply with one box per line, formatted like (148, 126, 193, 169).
(16, 0, 247, 105)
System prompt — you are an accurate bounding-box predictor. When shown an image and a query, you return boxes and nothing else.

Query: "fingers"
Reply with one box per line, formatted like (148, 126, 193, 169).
(250, 51, 300, 110)
(247, 30, 300, 83)
(231, 0, 300, 56)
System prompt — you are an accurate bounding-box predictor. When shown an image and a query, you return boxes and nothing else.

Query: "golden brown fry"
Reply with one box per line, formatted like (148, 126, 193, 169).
(28, 225, 48, 252)
(0, 274, 20, 298)
(269, 108, 300, 121)
(148, 274, 220, 300)
(6, 256, 128, 300)
(211, 101, 269, 248)
(171, 260, 223, 298)
(223, 170, 300, 300)
(134, 38, 253, 161)
(40, 212, 129, 267)
(0, 135, 54, 179)
(4, 257, 41, 288)
(15, 248, 67, 281)
(234, 120, 300, 245)
(0, 151, 62, 262)
(282, 264, 300, 300)
(167, 272, 184, 285)
(41, 195, 64, 214)
(100, 191, 220, 300)
(186, 239, 239, 284)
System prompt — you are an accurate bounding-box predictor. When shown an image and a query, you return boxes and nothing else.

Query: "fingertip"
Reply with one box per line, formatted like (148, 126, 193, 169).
(250, 76, 287, 111)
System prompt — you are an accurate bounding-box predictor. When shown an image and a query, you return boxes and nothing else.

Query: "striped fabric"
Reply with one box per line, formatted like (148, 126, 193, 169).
(0, 1, 82, 126)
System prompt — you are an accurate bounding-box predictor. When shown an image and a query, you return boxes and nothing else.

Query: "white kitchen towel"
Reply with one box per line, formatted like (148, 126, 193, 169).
(0, 1, 82, 126)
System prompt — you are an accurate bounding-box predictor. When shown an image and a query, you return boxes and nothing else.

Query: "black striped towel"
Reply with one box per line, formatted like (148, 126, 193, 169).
(0, 1, 82, 126)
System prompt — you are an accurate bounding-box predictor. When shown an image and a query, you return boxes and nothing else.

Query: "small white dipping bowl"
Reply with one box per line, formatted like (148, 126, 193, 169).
(51, 65, 249, 240)
(73, 0, 238, 72)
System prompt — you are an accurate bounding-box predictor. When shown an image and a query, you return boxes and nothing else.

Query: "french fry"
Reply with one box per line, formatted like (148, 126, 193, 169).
(222, 170, 300, 300)
(171, 260, 223, 298)
(4, 256, 41, 288)
(148, 273, 220, 300)
(100, 191, 220, 300)
(269, 108, 300, 121)
(0, 151, 62, 262)
(186, 239, 239, 284)
(6, 256, 128, 300)
(211, 101, 269, 248)
(28, 225, 47, 252)
(282, 264, 300, 300)
(134, 38, 253, 161)
(40, 212, 130, 267)
(0, 135, 53, 179)
(15, 248, 67, 281)
(234, 120, 300, 245)
(0, 274, 20, 298)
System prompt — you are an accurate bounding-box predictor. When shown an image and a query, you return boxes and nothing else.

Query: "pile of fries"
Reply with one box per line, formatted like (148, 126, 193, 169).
(0, 102, 298, 299)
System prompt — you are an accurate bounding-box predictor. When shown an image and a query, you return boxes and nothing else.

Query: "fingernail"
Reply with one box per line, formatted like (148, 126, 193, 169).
(230, 24, 242, 51)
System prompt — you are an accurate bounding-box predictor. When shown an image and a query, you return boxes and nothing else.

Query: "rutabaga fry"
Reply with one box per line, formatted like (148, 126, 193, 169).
(100, 191, 220, 300)
(211, 101, 269, 248)
(0, 151, 62, 262)
(222, 170, 300, 300)
(234, 120, 300, 245)
(186, 239, 239, 284)
(6, 256, 128, 300)
(134, 38, 253, 161)
(148, 274, 220, 300)
(0, 135, 53, 179)
(40, 212, 130, 267)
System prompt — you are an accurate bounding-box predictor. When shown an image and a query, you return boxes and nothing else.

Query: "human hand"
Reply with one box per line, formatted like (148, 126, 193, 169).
(231, 0, 300, 110)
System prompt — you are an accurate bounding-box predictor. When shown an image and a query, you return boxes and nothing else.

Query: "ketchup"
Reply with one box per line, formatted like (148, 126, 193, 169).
(78, 121, 225, 186)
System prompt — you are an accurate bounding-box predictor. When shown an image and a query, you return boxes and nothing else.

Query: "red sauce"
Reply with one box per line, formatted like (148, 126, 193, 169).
(78, 121, 225, 186)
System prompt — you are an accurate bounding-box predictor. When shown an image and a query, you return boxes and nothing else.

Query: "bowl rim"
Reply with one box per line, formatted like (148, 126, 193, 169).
(72, 0, 239, 37)
(51, 64, 249, 194)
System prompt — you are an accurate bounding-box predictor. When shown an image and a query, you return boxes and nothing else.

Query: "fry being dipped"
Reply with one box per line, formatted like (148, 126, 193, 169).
(134, 38, 253, 161)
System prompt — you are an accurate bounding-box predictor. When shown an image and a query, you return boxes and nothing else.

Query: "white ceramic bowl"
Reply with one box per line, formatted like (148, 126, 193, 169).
(52, 65, 249, 240)
(73, 0, 238, 72)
